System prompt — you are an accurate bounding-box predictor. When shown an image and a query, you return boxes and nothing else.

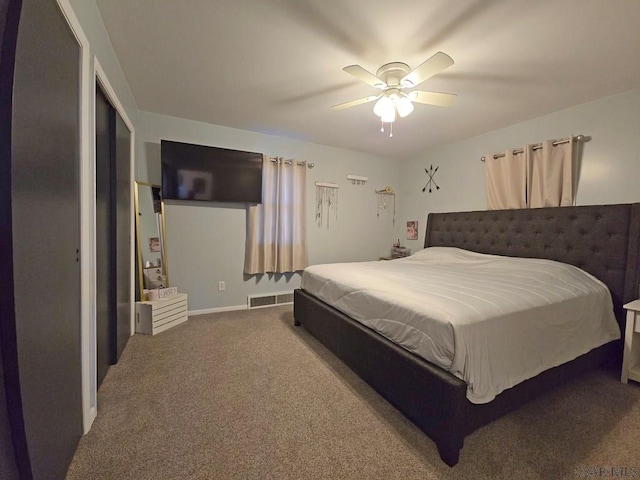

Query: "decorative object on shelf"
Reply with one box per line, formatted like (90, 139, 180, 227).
(375, 186, 394, 194)
(347, 174, 368, 185)
(148, 286, 179, 301)
(315, 182, 339, 229)
(407, 221, 418, 240)
(390, 239, 411, 258)
(375, 186, 395, 226)
(422, 164, 440, 193)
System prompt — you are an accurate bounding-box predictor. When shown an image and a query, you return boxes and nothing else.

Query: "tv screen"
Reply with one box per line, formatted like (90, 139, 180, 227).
(161, 140, 263, 204)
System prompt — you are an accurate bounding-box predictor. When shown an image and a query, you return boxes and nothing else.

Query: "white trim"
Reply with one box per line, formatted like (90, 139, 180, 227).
(54, 0, 96, 434)
(95, 60, 135, 133)
(315, 182, 339, 188)
(188, 305, 248, 316)
(247, 301, 294, 310)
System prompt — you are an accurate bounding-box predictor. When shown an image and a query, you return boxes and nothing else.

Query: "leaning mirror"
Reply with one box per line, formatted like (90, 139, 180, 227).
(134, 181, 169, 301)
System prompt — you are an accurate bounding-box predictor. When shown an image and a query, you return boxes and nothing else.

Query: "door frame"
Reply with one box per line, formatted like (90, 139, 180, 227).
(53, 0, 96, 434)
(84, 58, 135, 433)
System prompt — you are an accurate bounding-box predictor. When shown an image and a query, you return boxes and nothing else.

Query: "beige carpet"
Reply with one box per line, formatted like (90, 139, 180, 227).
(66, 306, 640, 480)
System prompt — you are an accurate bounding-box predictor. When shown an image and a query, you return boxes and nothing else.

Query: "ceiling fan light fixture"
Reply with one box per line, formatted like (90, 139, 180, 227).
(338, 52, 455, 135)
(395, 95, 414, 118)
(373, 95, 393, 118)
(380, 107, 396, 123)
(333, 52, 456, 132)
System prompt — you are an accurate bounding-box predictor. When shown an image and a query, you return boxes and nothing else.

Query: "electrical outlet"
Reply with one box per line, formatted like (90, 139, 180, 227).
(218, 281, 225, 292)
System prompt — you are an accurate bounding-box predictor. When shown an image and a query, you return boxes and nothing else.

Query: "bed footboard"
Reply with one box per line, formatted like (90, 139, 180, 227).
(293, 288, 468, 466)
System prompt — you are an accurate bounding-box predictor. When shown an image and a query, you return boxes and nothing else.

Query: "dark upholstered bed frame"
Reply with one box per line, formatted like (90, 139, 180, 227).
(294, 203, 640, 466)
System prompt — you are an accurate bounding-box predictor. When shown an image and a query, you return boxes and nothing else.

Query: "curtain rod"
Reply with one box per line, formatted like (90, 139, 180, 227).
(480, 135, 584, 162)
(270, 157, 315, 168)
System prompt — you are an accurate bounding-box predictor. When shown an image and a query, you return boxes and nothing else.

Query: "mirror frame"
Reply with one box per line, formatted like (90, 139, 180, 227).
(134, 181, 169, 301)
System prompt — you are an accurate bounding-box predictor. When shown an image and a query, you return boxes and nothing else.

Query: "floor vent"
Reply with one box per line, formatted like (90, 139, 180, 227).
(247, 292, 294, 309)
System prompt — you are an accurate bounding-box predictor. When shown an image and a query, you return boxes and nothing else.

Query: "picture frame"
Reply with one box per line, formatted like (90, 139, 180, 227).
(406, 221, 418, 240)
(149, 237, 161, 252)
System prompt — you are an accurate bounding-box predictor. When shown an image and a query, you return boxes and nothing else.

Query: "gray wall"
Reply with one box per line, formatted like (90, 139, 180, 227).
(396, 89, 640, 250)
(65, 1, 640, 316)
(136, 111, 400, 311)
(67, 0, 137, 113)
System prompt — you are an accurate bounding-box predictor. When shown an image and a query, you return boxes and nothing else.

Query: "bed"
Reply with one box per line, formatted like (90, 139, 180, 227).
(293, 203, 640, 466)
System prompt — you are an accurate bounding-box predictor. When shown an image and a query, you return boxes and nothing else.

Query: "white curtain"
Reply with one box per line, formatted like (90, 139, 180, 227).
(485, 148, 527, 210)
(244, 155, 308, 274)
(528, 139, 574, 208)
(485, 137, 575, 210)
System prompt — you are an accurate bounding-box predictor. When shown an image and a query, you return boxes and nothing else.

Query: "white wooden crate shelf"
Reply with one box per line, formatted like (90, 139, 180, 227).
(136, 293, 188, 335)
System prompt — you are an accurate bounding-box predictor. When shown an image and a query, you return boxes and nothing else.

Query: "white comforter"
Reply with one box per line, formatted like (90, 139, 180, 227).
(301, 247, 620, 404)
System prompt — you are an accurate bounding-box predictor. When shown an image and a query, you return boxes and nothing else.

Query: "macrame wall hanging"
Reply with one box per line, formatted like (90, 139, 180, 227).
(375, 186, 395, 226)
(315, 182, 339, 229)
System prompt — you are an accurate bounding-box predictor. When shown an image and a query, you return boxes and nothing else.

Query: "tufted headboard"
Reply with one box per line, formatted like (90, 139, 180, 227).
(425, 204, 640, 336)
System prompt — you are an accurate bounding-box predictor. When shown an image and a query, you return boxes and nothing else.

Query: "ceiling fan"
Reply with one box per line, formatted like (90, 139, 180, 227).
(333, 51, 456, 136)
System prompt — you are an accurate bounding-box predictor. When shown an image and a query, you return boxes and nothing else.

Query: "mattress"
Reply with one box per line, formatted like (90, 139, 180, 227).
(300, 247, 620, 403)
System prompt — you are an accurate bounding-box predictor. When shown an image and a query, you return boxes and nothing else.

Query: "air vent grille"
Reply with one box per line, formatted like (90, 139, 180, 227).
(248, 292, 294, 309)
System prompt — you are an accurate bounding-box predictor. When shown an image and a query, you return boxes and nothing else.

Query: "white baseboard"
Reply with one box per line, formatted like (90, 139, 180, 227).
(188, 304, 247, 316)
(188, 300, 294, 317)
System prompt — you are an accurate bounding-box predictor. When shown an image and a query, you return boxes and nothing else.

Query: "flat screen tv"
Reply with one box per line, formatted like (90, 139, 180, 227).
(161, 140, 263, 204)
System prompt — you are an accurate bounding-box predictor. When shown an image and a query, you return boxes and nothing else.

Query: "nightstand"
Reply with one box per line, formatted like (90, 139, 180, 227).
(621, 299, 640, 384)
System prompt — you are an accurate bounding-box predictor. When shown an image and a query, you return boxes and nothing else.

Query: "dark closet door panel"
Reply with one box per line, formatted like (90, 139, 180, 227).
(11, 0, 83, 478)
(96, 87, 131, 372)
(115, 112, 131, 360)
(95, 85, 112, 387)
(1, 1, 25, 477)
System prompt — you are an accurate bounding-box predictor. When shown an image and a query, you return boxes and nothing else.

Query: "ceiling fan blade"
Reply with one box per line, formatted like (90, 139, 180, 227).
(343, 65, 386, 89)
(332, 95, 380, 110)
(409, 91, 457, 107)
(401, 51, 454, 88)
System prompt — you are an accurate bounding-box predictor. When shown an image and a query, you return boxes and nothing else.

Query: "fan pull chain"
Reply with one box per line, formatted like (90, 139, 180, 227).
(379, 121, 394, 137)
(380, 121, 393, 137)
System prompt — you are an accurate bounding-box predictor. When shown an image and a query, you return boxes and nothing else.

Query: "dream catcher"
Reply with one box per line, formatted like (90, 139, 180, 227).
(375, 186, 395, 226)
(315, 182, 339, 229)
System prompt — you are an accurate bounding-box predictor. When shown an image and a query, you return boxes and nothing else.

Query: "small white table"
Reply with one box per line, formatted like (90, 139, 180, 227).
(621, 299, 640, 384)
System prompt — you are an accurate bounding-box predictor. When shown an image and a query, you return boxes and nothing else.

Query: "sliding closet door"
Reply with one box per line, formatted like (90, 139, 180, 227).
(96, 84, 131, 386)
(11, 0, 83, 477)
(114, 112, 131, 359)
(95, 85, 113, 388)
(1, 0, 24, 477)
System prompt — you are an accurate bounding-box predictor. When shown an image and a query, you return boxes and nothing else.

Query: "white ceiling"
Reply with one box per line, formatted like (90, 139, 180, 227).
(96, 0, 640, 159)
